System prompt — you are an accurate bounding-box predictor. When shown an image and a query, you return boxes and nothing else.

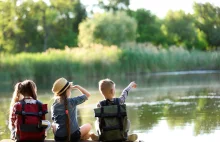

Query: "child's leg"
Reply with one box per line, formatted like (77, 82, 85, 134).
(95, 119, 100, 135)
(126, 119, 138, 141)
(51, 122, 56, 134)
(90, 120, 100, 141)
(126, 119, 131, 132)
(80, 123, 92, 140)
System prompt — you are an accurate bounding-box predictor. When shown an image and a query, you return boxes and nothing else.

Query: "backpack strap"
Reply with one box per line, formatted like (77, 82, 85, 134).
(114, 98, 120, 105)
(114, 98, 123, 131)
(36, 100, 43, 116)
(20, 99, 26, 124)
(36, 100, 43, 127)
(99, 100, 107, 131)
(100, 98, 120, 106)
(100, 100, 107, 106)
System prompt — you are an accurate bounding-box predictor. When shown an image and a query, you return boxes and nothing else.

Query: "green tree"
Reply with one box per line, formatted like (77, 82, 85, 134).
(16, 0, 48, 52)
(127, 9, 166, 45)
(193, 2, 220, 48)
(78, 12, 137, 47)
(0, 0, 18, 52)
(162, 10, 208, 50)
(0, 0, 87, 53)
(49, 0, 86, 48)
(98, 0, 129, 12)
(0, 0, 52, 52)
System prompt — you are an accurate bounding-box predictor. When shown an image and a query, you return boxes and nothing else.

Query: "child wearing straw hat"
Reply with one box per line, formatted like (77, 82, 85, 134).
(51, 77, 92, 142)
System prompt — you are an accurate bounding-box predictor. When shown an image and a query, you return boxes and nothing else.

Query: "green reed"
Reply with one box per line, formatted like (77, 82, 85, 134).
(1, 44, 220, 91)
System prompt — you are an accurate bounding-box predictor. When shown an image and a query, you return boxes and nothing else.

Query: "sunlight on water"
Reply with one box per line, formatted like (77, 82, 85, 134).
(136, 120, 220, 142)
(1, 73, 220, 141)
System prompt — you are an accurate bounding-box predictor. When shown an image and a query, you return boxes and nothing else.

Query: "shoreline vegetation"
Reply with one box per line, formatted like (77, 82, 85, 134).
(1, 44, 220, 91)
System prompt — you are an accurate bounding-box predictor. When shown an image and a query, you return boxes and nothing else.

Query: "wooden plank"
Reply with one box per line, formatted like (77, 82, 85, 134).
(0, 140, 98, 142)
(0, 139, 143, 142)
(1, 138, 143, 142)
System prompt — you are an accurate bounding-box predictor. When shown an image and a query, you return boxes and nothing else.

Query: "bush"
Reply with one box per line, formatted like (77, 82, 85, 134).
(78, 12, 137, 47)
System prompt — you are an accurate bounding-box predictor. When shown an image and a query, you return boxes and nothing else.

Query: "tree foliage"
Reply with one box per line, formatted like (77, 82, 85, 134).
(97, 0, 129, 12)
(193, 2, 220, 48)
(0, 0, 86, 53)
(161, 10, 208, 49)
(78, 12, 137, 47)
(128, 9, 166, 45)
(48, 0, 87, 48)
(1, 1, 220, 52)
(0, 0, 18, 52)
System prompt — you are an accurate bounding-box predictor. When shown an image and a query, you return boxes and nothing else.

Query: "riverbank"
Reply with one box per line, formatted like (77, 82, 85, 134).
(1, 44, 220, 91)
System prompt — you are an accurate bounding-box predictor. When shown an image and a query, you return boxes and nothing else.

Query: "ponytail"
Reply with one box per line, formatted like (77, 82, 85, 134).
(28, 81, 37, 100)
(10, 83, 21, 113)
(9, 82, 22, 130)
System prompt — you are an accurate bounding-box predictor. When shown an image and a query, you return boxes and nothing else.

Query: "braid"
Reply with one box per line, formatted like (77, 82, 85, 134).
(63, 94, 71, 141)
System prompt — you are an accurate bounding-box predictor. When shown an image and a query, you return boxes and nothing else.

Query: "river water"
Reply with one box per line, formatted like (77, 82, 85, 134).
(1, 71, 220, 141)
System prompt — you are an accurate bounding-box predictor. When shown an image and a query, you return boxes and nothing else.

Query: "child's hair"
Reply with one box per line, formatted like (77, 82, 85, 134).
(55, 86, 71, 141)
(9, 80, 37, 129)
(99, 78, 115, 99)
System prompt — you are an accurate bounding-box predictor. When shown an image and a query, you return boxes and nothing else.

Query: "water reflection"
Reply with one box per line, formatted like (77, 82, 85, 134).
(126, 88, 220, 137)
(1, 73, 220, 141)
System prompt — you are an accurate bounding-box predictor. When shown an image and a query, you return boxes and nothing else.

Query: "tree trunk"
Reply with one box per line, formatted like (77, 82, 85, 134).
(42, 9, 48, 51)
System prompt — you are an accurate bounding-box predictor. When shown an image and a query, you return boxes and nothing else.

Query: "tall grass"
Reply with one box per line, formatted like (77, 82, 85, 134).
(1, 44, 220, 91)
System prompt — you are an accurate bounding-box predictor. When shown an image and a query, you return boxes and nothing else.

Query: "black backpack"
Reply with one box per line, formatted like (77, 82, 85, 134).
(94, 98, 128, 142)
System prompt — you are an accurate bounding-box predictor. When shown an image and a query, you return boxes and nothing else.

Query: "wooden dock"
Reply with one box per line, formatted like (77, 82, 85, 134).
(0, 140, 143, 142)
(1, 140, 96, 142)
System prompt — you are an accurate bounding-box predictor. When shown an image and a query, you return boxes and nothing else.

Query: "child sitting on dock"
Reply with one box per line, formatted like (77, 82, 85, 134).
(9, 80, 49, 141)
(91, 78, 138, 141)
(51, 77, 92, 142)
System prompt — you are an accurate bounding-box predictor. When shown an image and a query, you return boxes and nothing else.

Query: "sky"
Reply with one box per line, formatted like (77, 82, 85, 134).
(81, 0, 220, 18)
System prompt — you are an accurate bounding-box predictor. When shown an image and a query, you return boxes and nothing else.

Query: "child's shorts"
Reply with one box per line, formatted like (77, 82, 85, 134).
(54, 129, 81, 142)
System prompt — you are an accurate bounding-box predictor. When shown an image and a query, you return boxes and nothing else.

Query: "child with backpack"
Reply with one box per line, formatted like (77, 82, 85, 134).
(51, 77, 92, 142)
(91, 78, 138, 142)
(9, 80, 49, 142)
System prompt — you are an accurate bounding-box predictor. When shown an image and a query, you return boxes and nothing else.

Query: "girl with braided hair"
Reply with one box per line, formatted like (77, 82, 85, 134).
(51, 77, 92, 142)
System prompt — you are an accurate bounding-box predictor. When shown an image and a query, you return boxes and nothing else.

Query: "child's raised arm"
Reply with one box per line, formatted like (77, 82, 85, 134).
(71, 85, 91, 98)
(119, 81, 137, 104)
(128, 81, 137, 89)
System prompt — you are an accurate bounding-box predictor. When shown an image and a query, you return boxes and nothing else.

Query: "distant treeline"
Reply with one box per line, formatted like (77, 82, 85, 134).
(0, 0, 220, 53)
(1, 44, 220, 91)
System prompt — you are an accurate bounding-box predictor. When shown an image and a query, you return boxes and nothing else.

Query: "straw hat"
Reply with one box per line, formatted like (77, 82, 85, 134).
(52, 78, 72, 95)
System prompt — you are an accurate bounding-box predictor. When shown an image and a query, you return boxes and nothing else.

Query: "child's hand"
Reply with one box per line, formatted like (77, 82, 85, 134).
(70, 85, 91, 98)
(129, 81, 137, 88)
(70, 84, 78, 90)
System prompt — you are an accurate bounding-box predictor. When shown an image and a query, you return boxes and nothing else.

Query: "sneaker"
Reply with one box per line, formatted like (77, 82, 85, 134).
(90, 133, 99, 141)
(128, 134, 138, 141)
